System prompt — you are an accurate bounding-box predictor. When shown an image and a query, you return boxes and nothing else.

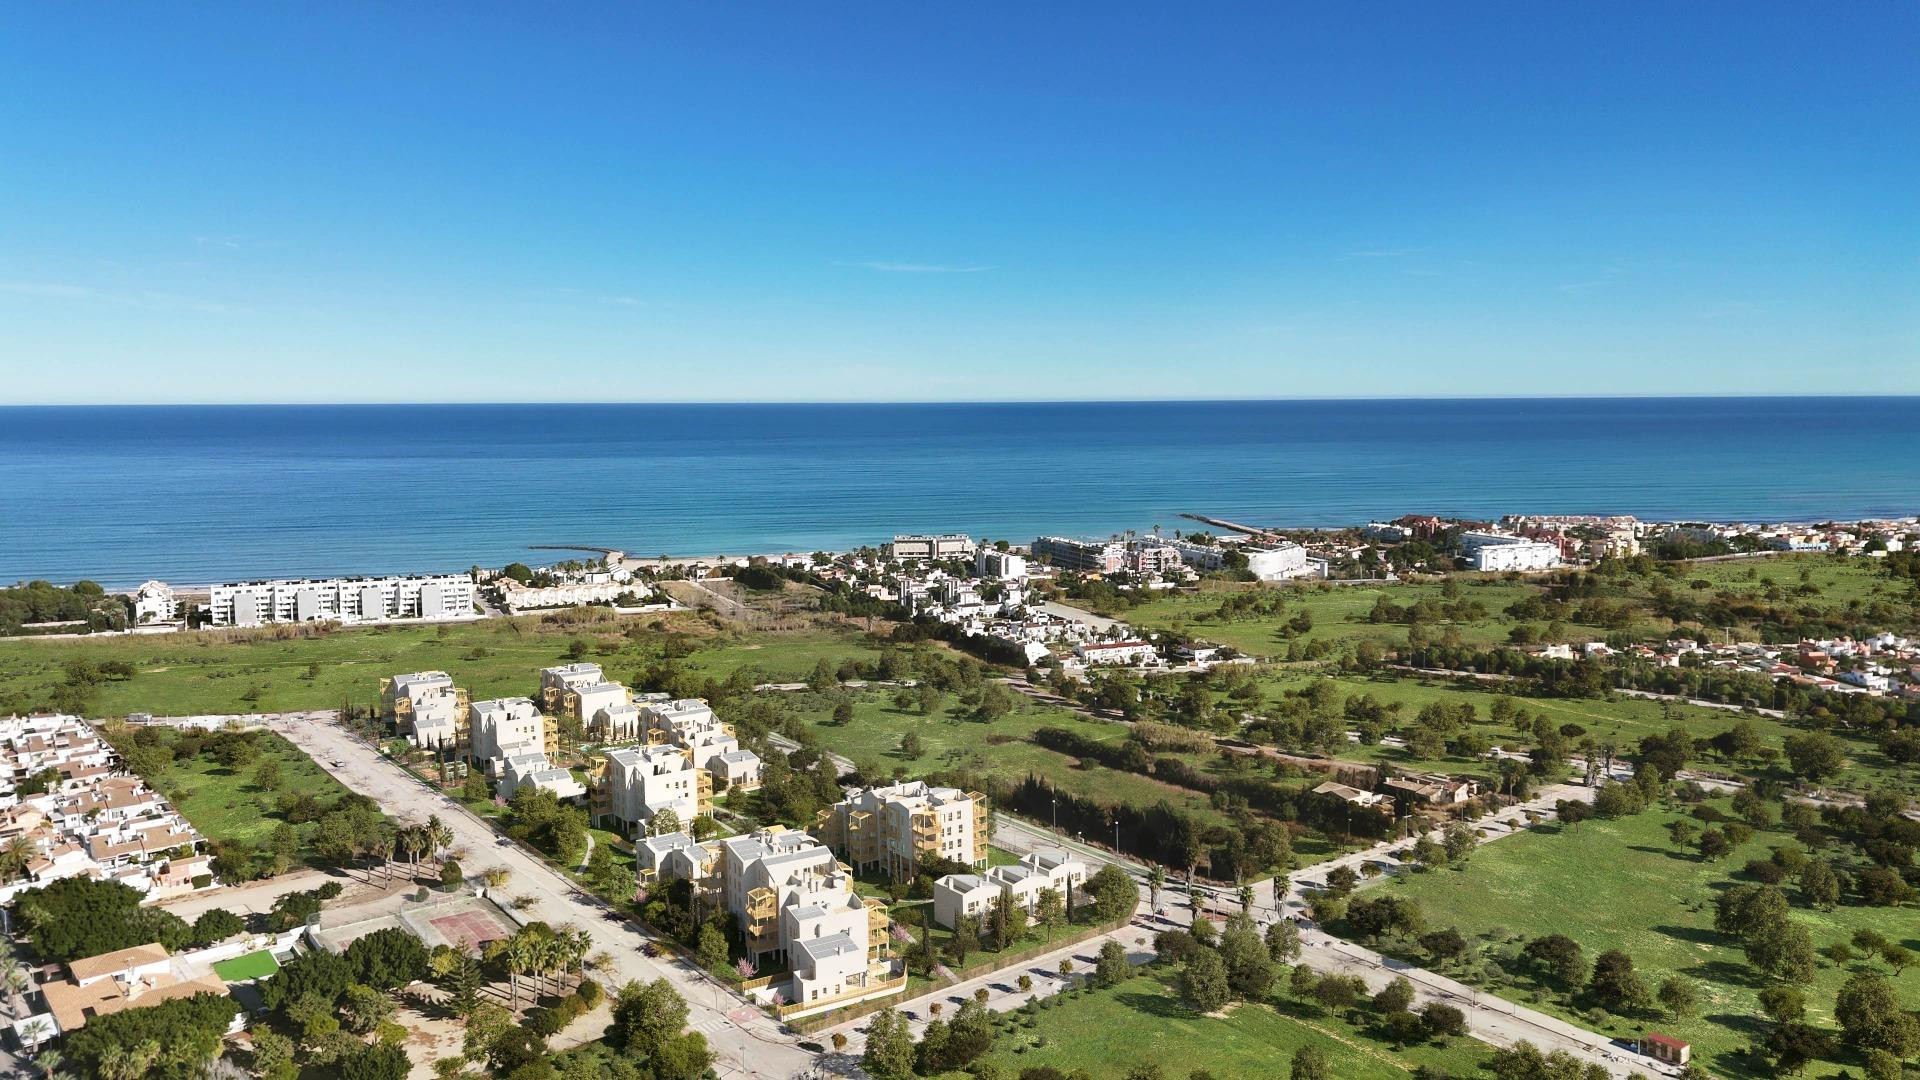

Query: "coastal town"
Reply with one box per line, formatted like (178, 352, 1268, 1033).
(0, 505, 1916, 1080)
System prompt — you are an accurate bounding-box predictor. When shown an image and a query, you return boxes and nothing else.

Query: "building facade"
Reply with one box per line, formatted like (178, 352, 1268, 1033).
(814, 781, 987, 882)
(207, 574, 476, 627)
(1031, 536, 1124, 574)
(886, 534, 976, 562)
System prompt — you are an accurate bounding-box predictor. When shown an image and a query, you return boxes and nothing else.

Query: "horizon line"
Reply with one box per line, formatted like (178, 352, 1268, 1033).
(4, 392, 1917, 409)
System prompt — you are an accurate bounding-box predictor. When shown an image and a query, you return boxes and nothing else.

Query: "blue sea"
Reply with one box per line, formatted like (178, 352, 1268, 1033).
(1, 399, 1915, 586)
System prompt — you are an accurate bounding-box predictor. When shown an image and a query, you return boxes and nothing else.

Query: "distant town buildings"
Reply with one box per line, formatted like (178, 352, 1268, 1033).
(207, 573, 476, 627)
(1031, 536, 1124, 574)
(131, 580, 177, 625)
(1459, 532, 1563, 573)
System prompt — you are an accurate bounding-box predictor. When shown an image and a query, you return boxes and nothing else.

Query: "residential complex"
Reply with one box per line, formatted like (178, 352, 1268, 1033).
(640, 824, 899, 1017)
(932, 846, 1087, 929)
(381, 670, 470, 749)
(0, 714, 216, 905)
(1030, 535, 1124, 573)
(592, 743, 709, 835)
(1458, 531, 1564, 573)
(638, 697, 762, 791)
(207, 573, 476, 627)
(814, 780, 987, 882)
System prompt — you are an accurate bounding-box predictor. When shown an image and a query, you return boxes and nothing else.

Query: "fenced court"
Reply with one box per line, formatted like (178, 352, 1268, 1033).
(311, 891, 518, 955)
(212, 949, 280, 981)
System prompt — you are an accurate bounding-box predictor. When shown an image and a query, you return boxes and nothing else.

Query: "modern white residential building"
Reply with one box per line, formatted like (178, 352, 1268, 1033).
(974, 549, 1029, 581)
(538, 663, 608, 715)
(886, 534, 976, 562)
(1073, 640, 1159, 666)
(381, 671, 470, 749)
(640, 698, 762, 791)
(1030, 536, 1125, 574)
(592, 744, 709, 836)
(814, 781, 987, 882)
(131, 581, 176, 625)
(1460, 532, 1563, 572)
(932, 847, 1088, 929)
(468, 697, 550, 776)
(207, 574, 476, 627)
(497, 751, 586, 803)
(713, 826, 897, 1016)
(1245, 543, 1312, 580)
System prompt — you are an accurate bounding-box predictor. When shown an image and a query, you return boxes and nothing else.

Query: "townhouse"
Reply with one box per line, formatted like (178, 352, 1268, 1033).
(592, 744, 709, 836)
(931, 847, 1087, 930)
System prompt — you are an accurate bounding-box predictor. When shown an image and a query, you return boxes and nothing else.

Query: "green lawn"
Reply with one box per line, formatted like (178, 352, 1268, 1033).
(941, 967, 1489, 1080)
(212, 949, 280, 981)
(142, 730, 353, 854)
(1362, 801, 1920, 1078)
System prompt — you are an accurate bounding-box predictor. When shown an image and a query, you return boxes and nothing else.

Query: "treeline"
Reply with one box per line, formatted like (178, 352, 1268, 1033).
(0, 579, 129, 634)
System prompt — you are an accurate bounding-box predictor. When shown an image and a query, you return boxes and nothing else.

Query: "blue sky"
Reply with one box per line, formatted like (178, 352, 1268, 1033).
(1, 4, 1914, 403)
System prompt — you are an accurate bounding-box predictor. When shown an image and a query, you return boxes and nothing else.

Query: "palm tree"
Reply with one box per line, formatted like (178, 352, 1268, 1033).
(0, 836, 34, 880)
(506, 936, 535, 1010)
(1147, 865, 1166, 913)
(397, 826, 425, 880)
(429, 815, 455, 862)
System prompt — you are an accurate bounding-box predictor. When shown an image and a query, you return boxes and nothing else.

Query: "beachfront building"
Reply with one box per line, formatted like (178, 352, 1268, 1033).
(886, 534, 976, 562)
(814, 781, 987, 882)
(468, 697, 551, 777)
(1031, 536, 1125, 574)
(974, 548, 1029, 581)
(592, 744, 709, 836)
(381, 670, 470, 749)
(131, 581, 177, 625)
(207, 573, 477, 627)
(1167, 539, 1311, 580)
(931, 847, 1088, 930)
(1459, 532, 1562, 573)
(640, 698, 762, 791)
(0, 714, 216, 905)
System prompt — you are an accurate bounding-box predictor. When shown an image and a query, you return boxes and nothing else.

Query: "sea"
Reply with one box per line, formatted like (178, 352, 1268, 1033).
(2, 398, 1915, 587)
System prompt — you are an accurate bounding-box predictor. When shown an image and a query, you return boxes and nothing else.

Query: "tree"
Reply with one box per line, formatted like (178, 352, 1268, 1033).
(63, 992, 236, 1080)
(1696, 829, 1731, 861)
(1420, 1001, 1468, 1039)
(1764, 1022, 1834, 1076)
(609, 978, 693, 1060)
(1835, 972, 1919, 1057)
(1179, 949, 1230, 1013)
(1782, 732, 1846, 782)
(1759, 984, 1805, 1024)
(1217, 917, 1275, 1000)
(1266, 919, 1302, 964)
(1419, 927, 1466, 965)
(1586, 950, 1650, 1014)
(339, 1043, 410, 1080)
(1083, 865, 1139, 923)
(946, 915, 979, 966)
(1035, 887, 1065, 941)
(1523, 934, 1587, 988)
(1373, 976, 1415, 1014)
(1096, 940, 1129, 987)
(1657, 976, 1698, 1019)
(347, 927, 429, 990)
(696, 924, 728, 970)
(1290, 1045, 1331, 1080)
(1798, 860, 1842, 909)
(189, 908, 245, 946)
(441, 858, 464, 891)
(1441, 823, 1477, 864)
(899, 732, 922, 758)
(860, 1008, 915, 1080)
(1744, 915, 1815, 981)
(11, 877, 192, 962)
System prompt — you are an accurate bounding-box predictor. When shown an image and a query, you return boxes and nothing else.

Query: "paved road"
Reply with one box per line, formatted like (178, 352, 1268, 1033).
(262, 715, 818, 1080)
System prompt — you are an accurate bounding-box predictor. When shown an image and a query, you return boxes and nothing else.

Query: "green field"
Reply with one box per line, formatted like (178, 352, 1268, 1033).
(774, 687, 1237, 831)
(212, 949, 280, 981)
(1362, 802, 1920, 1078)
(0, 615, 878, 718)
(142, 729, 354, 854)
(939, 967, 1489, 1080)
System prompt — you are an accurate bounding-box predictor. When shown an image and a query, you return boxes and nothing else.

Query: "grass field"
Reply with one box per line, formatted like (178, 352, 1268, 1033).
(212, 949, 280, 981)
(939, 967, 1489, 1080)
(142, 729, 354, 854)
(1363, 801, 1920, 1078)
(777, 687, 1237, 831)
(1123, 577, 1582, 658)
(0, 614, 879, 718)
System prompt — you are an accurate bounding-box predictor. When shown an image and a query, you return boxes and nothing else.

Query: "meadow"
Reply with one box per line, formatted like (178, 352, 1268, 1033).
(1365, 801, 1920, 1077)
(937, 966, 1490, 1080)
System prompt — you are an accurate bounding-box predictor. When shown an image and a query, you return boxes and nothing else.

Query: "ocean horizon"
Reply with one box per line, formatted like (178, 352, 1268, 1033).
(3, 397, 1915, 587)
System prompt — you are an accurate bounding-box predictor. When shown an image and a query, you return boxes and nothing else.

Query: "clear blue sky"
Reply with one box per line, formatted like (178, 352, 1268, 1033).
(2, 4, 1914, 403)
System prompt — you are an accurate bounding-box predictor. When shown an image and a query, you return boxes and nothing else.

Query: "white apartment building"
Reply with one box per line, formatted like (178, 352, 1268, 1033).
(131, 581, 176, 625)
(469, 698, 548, 776)
(639, 698, 763, 791)
(1031, 536, 1124, 574)
(497, 751, 587, 803)
(207, 573, 476, 627)
(1167, 539, 1310, 580)
(1073, 640, 1160, 667)
(593, 744, 707, 836)
(381, 671, 469, 749)
(815, 781, 986, 882)
(1460, 532, 1563, 573)
(713, 827, 897, 1016)
(886, 534, 976, 562)
(932, 847, 1088, 929)
(974, 549, 1029, 581)
(538, 663, 607, 715)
